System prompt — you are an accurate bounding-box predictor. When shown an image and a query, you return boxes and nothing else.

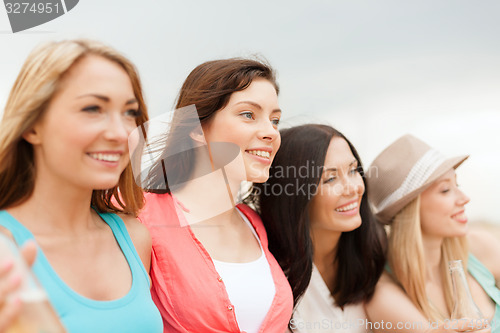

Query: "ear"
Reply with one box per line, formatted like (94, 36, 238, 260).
(189, 126, 207, 144)
(22, 125, 42, 145)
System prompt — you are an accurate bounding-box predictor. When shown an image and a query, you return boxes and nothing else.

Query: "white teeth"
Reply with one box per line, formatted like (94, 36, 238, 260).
(335, 202, 358, 212)
(89, 153, 120, 162)
(247, 150, 271, 159)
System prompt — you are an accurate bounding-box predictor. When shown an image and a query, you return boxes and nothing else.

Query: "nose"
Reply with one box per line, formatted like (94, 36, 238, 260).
(340, 175, 365, 197)
(457, 188, 470, 206)
(258, 119, 279, 142)
(104, 112, 129, 143)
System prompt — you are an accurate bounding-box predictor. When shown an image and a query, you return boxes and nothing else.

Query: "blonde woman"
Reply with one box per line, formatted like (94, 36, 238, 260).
(365, 134, 499, 333)
(0, 40, 162, 332)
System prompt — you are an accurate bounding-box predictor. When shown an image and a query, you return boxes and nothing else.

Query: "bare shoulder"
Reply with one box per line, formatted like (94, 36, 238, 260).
(468, 228, 500, 279)
(365, 272, 431, 333)
(117, 213, 152, 271)
(118, 214, 151, 242)
(366, 272, 406, 311)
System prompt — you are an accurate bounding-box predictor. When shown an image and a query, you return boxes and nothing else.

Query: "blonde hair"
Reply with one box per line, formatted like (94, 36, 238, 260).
(388, 195, 468, 321)
(0, 39, 148, 215)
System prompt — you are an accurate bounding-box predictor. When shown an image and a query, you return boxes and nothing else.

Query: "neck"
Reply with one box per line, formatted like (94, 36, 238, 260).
(9, 175, 95, 235)
(311, 227, 341, 289)
(171, 153, 243, 226)
(422, 233, 444, 281)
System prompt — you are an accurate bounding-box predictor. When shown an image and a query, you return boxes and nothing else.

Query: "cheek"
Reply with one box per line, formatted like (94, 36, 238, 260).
(356, 177, 365, 195)
(124, 119, 139, 136)
(420, 201, 445, 232)
(42, 125, 78, 152)
(274, 135, 281, 150)
(422, 198, 447, 218)
(315, 190, 338, 213)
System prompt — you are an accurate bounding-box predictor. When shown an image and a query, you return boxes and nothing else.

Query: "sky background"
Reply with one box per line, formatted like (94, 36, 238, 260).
(1, 0, 499, 224)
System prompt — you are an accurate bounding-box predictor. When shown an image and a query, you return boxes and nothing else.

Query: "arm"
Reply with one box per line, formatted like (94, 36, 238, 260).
(119, 214, 153, 274)
(365, 273, 489, 333)
(365, 273, 435, 333)
(468, 228, 500, 284)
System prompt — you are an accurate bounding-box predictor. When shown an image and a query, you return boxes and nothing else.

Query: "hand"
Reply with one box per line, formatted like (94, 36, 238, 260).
(0, 241, 37, 332)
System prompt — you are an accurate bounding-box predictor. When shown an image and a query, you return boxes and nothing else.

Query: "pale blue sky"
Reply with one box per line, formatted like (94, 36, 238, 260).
(1, 0, 499, 223)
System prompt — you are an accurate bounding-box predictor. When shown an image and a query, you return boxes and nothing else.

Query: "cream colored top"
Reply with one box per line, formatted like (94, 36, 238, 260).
(291, 265, 371, 333)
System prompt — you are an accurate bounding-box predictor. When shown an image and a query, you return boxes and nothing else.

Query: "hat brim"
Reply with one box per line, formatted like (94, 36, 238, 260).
(375, 154, 469, 224)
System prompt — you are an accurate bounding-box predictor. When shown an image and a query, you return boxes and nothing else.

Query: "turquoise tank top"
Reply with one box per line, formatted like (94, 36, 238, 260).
(0, 210, 163, 333)
(468, 254, 500, 333)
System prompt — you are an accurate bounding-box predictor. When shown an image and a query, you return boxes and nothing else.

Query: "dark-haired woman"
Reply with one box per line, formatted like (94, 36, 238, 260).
(255, 124, 386, 332)
(138, 59, 293, 332)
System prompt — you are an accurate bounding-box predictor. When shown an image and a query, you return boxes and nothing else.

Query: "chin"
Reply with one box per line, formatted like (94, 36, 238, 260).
(455, 226, 469, 237)
(247, 170, 270, 184)
(91, 177, 122, 190)
(345, 218, 363, 232)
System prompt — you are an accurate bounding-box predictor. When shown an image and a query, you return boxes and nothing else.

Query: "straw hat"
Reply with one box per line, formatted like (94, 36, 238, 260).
(367, 134, 468, 224)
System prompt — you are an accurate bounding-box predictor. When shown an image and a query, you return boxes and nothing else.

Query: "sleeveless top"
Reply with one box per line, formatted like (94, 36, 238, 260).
(0, 210, 163, 333)
(139, 192, 294, 333)
(212, 210, 276, 333)
(468, 253, 500, 332)
(291, 264, 370, 333)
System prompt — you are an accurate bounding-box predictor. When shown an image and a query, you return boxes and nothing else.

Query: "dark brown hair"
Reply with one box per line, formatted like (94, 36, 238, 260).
(254, 124, 387, 307)
(145, 58, 278, 192)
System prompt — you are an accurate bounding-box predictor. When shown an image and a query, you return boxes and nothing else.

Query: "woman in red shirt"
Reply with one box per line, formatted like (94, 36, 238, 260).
(137, 58, 293, 333)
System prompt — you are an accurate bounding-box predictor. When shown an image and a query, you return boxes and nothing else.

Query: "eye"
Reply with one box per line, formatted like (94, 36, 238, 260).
(271, 118, 280, 127)
(323, 176, 336, 184)
(82, 105, 101, 113)
(240, 111, 254, 120)
(441, 188, 450, 193)
(124, 109, 141, 118)
(349, 166, 359, 175)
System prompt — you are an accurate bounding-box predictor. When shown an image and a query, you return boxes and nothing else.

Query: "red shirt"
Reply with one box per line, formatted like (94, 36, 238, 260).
(139, 192, 293, 333)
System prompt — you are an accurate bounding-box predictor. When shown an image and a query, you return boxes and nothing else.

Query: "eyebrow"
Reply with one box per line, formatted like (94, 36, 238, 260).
(77, 94, 138, 105)
(235, 101, 281, 114)
(324, 159, 358, 172)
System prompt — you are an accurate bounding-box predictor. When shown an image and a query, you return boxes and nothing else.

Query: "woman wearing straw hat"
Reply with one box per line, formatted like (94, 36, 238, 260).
(254, 124, 386, 332)
(365, 134, 500, 333)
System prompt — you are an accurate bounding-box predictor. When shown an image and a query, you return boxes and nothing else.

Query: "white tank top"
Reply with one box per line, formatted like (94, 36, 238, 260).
(212, 210, 276, 333)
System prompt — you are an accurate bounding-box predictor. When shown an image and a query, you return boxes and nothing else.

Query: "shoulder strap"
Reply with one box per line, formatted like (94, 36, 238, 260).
(0, 210, 35, 246)
(468, 253, 500, 306)
(97, 212, 150, 284)
(236, 204, 268, 248)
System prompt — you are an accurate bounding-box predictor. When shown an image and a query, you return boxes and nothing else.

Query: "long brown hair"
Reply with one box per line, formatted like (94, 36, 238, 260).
(0, 39, 148, 215)
(255, 124, 387, 307)
(145, 58, 278, 192)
